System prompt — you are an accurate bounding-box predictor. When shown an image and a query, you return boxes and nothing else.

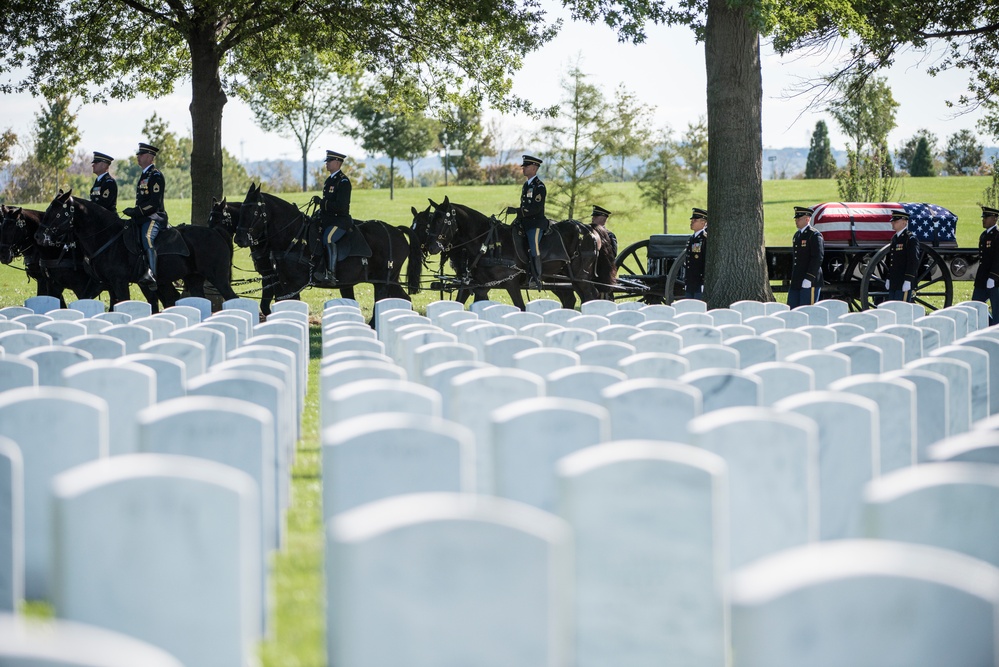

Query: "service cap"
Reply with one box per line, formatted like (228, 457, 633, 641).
(92, 151, 114, 164)
(521, 154, 542, 167)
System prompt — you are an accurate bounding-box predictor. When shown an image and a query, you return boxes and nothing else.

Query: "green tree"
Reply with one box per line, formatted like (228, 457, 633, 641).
(244, 48, 359, 191)
(437, 107, 494, 183)
(597, 84, 653, 181)
(676, 117, 708, 180)
(896, 129, 938, 174)
(350, 90, 436, 200)
(538, 62, 608, 221)
(4, 0, 555, 225)
(944, 129, 984, 176)
(804, 120, 837, 179)
(836, 146, 898, 201)
(637, 129, 695, 232)
(827, 73, 898, 156)
(910, 137, 935, 177)
(33, 96, 81, 193)
(141, 113, 185, 170)
(0, 130, 16, 171)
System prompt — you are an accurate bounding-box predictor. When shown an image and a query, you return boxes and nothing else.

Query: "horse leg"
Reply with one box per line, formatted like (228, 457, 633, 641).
(185, 275, 207, 298)
(506, 287, 525, 310)
(138, 284, 160, 313)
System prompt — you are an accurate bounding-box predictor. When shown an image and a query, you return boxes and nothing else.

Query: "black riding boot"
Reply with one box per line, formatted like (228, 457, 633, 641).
(142, 247, 158, 291)
(317, 245, 336, 283)
(529, 255, 543, 289)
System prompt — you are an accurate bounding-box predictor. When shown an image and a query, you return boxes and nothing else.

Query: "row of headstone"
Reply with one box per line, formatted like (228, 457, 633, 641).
(317, 297, 999, 665)
(0, 295, 313, 666)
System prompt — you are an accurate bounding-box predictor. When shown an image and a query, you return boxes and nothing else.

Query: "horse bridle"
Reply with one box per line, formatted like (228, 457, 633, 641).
(242, 200, 268, 246)
(429, 205, 458, 251)
(37, 197, 77, 247)
(0, 211, 33, 257)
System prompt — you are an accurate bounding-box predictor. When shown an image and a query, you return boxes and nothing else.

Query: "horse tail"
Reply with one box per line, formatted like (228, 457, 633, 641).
(403, 225, 423, 294)
(591, 224, 618, 289)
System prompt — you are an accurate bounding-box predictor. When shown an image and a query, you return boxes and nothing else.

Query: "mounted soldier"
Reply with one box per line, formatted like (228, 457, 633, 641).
(507, 154, 548, 289)
(311, 149, 352, 282)
(89, 151, 117, 214)
(121, 142, 167, 288)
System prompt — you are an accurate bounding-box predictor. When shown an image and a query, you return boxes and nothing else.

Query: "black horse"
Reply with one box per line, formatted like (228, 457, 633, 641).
(1, 204, 104, 307)
(235, 183, 421, 307)
(207, 196, 289, 317)
(423, 196, 616, 309)
(411, 201, 526, 307)
(37, 190, 239, 312)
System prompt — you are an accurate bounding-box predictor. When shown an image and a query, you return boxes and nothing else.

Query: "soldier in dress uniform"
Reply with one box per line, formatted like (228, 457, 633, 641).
(590, 205, 617, 256)
(311, 150, 352, 282)
(89, 151, 117, 214)
(884, 208, 920, 303)
(506, 154, 547, 289)
(788, 205, 824, 308)
(973, 205, 999, 325)
(684, 207, 708, 300)
(121, 142, 167, 287)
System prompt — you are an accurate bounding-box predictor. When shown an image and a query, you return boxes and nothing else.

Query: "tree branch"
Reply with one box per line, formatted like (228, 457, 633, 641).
(115, 0, 182, 31)
(919, 22, 999, 39)
(222, 0, 304, 51)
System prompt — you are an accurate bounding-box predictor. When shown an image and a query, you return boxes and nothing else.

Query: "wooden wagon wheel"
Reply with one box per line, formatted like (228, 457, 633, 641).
(664, 248, 688, 305)
(613, 239, 669, 304)
(859, 243, 953, 312)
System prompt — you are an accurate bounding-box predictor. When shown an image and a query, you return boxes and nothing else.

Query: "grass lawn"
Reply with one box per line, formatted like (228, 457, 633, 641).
(1, 176, 992, 664)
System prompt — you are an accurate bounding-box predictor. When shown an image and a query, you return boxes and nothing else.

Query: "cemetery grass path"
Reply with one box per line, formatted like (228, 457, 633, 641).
(259, 325, 325, 667)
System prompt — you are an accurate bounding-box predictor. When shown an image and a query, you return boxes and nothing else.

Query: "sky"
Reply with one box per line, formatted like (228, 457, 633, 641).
(1, 3, 988, 165)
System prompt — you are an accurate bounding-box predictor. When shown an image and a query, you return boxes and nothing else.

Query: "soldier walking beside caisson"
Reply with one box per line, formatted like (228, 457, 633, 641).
(684, 207, 708, 300)
(973, 205, 999, 325)
(884, 208, 920, 303)
(788, 205, 824, 308)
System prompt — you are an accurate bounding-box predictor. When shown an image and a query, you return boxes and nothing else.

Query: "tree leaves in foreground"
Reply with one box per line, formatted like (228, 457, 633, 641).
(3, 0, 557, 224)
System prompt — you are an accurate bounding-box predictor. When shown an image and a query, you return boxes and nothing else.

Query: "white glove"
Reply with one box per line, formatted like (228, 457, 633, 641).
(802, 279, 812, 289)
(989, 278, 996, 289)
(884, 279, 890, 290)
(902, 281, 911, 292)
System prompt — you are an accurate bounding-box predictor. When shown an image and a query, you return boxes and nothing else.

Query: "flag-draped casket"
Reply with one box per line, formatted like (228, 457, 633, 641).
(810, 202, 958, 247)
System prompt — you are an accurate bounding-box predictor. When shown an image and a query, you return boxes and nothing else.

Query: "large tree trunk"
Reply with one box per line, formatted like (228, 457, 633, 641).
(188, 30, 226, 226)
(704, 0, 772, 306)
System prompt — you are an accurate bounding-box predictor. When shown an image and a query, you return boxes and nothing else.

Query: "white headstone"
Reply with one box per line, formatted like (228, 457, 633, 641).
(21, 346, 93, 386)
(786, 349, 851, 389)
(557, 442, 729, 666)
(908, 356, 972, 436)
(52, 454, 261, 667)
(113, 300, 152, 319)
(327, 493, 571, 667)
(775, 391, 879, 539)
(491, 398, 609, 511)
(0, 387, 107, 599)
(600, 379, 702, 443)
(689, 407, 819, 567)
(0, 437, 23, 613)
(830, 374, 917, 473)
(118, 353, 187, 403)
(932, 345, 990, 425)
(745, 361, 815, 406)
(63, 361, 156, 456)
(854, 332, 905, 371)
(730, 540, 999, 667)
(680, 369, 761, 412)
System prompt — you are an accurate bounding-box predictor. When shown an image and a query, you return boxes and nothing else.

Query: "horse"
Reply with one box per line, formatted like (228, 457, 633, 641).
(235, 183, 421, 309)
(36, 190, 239, 312)
(1, 204, 105, 307)
(207, 196, 287, 317)
(423, 196, 617, 309)
(411, 201, 527, 308)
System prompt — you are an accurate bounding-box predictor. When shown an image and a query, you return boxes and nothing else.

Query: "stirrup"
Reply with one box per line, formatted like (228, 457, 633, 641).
(140, 269, 157, 290)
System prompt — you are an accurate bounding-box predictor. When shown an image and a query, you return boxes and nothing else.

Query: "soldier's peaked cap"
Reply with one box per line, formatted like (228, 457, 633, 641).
(983, 206, 999, 217)
(92, 151, 114, 164)
(136, 142, 159, 156)
(325, 150, 346, 161)
(890, 209, 910, 219)
(592, 205, 612, 217)
(522, 154, 542, 166)
(691, 207, 708, 219)
(794, 206, 814, 216)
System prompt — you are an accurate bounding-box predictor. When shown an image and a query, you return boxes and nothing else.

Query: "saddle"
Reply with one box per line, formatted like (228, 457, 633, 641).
(511, 218, 571, 264)
(307, 217, 372, 265)
(123, 223, 189, 257)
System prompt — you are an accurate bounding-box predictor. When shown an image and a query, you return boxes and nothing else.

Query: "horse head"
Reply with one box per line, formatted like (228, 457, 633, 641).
(0, 206, 29, 264)
(209, 196, 239, 237)
(236, 183, 266, 247)
(410, 203, 437, 256)
(37, 189, 76, 247)
(425, 195, 458, 255)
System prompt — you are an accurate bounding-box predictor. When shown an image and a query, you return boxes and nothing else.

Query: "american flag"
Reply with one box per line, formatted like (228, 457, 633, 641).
(810, 202, 957, 246)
